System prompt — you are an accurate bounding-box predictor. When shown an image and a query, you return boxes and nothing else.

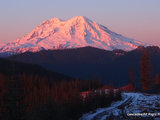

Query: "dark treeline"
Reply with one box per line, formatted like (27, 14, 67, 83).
(127, 48, 160, 93)
(0, 57, 72, 83)
(0, 73, 121, 120)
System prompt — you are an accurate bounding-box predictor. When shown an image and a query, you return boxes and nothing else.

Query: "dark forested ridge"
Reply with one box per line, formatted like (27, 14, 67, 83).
(0, 46, 160, 119)
(9, 46, 160, 86)
(0, 56, 123, 120)
(0, 58, 72, 82)
(0, 64, 121, 120)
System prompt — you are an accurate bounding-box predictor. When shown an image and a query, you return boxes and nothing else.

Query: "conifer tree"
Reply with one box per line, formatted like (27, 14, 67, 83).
(129, 66, 134, 85)
(2, 63, 26, 120)
(155, 73, 160, 92)
(140, 49, 152, 92)
(155, 73, 160, 85)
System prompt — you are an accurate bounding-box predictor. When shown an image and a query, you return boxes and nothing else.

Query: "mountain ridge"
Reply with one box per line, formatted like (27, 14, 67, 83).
(0, 16, 145, 56)
(9, 45, 160, 85)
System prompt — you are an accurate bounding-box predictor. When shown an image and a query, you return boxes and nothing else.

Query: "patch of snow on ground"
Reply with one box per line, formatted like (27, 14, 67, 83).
(79, 93, 129, 120)
(80, 92, 160, 120)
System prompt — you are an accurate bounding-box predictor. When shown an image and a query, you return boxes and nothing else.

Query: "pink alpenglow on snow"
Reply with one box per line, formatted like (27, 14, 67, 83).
(0, 16, 145, 56)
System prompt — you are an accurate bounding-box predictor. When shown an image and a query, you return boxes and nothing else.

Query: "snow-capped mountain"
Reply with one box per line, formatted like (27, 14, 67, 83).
(0, 16, 145, 56)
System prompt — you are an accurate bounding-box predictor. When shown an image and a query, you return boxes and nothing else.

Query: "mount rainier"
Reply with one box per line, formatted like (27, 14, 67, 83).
(0, 16, 145, 56)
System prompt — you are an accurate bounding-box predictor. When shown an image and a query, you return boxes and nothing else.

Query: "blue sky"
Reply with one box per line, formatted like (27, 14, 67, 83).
(0, 0, 160, 45)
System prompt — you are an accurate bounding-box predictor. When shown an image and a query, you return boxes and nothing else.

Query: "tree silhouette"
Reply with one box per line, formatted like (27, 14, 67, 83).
(129, 66, 134, 86)
(155, 73, 160, 85)
(2, 69, 26, 120)
(140, 49, 152, 92)
(155, 73, 160, 92)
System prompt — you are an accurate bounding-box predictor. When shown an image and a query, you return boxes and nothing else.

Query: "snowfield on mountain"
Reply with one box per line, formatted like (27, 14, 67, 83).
(0, 16, 145, 56)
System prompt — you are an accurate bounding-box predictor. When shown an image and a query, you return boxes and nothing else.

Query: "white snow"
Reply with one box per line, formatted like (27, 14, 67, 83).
(0, 16, 145, 56)
(79, 93, 130, 120)
(80, 92, 160, 120)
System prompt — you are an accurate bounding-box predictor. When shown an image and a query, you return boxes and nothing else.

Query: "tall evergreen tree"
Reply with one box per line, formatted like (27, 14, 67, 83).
(155, 73, 160, 92)
(140, 49, 152, 92)
(2, 63, 26, 120)
(155, 73, 160, 85)
(129, 66, 134, 86)
(0, 74, 5, 119)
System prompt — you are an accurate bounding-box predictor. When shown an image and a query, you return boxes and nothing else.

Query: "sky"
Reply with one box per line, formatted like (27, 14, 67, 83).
(0, 0, 160, 46)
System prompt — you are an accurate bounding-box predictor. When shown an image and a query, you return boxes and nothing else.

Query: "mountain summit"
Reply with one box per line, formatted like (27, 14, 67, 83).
(0, 16, 144, 56)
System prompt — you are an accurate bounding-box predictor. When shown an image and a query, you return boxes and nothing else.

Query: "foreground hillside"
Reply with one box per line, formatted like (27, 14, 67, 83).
(80, 92, 160, 120)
